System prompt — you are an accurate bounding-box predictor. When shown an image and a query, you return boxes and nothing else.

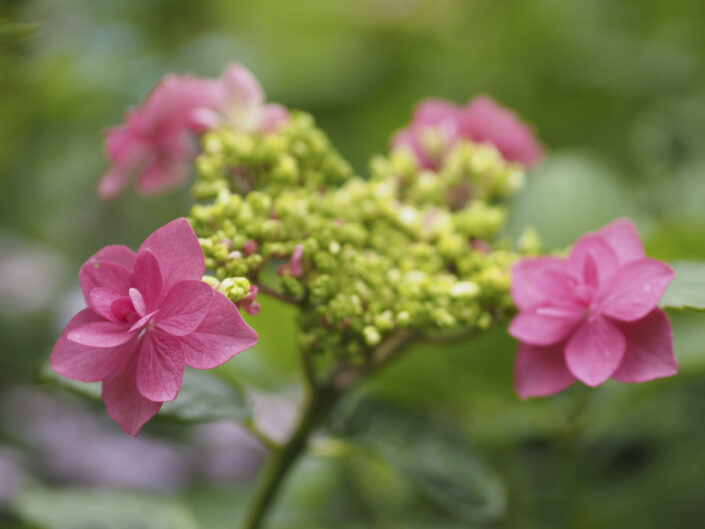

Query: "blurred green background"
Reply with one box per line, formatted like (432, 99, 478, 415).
(3, 1, 705, 528)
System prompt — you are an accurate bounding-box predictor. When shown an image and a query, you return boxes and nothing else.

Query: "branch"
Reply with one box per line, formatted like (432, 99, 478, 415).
(257, 284, 300, 306)
(242, 419, 281, 451)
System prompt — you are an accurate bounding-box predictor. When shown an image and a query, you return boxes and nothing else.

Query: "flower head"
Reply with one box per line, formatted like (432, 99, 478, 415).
(50, 218, 258, 436)
(99, 76, 221, 200)
(392, 95, 544, 170)
(509, 218, 677, 398)
(99, 63, 289, 200)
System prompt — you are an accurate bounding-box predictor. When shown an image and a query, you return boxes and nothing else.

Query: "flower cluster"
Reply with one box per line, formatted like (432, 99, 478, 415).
(51, 62, 680, 441)
(190, 110, 532, 362)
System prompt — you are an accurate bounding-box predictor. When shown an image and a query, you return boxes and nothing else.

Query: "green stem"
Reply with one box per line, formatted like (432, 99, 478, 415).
(240, 384, 338, 529)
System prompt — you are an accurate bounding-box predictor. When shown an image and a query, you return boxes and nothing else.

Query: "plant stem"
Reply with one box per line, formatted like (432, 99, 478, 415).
(240, 384, 338, 529)
(258, 284, 300, 306)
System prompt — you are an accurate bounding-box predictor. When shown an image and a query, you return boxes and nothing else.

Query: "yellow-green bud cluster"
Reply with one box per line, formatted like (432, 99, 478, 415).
(192, 111, 353, 201)
(190, 112, 532, 360)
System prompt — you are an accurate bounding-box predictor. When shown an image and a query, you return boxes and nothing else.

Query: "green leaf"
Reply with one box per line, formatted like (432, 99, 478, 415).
(660, 262, 705, 313)
(39, 363, 251, 424)
(13, 489, 200, 529)
(161, 368, 250, 423)
(331, 397, 506, 524)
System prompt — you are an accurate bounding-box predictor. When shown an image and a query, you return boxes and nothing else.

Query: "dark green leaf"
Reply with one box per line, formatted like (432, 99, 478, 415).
(39, 363, 251, 424)
(660, 262, 705, 313)
(13, 489, 200, 529)
(331, 397, 506, 524)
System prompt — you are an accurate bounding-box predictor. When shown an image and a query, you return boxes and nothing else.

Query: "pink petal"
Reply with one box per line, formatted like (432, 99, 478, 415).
(111, 296, 135, 321)
(611, 309, 677, 383)
(99, 126, 150, 200)
(220, 63, 265, 130)
(599, 258, 675, 322)
(514, 341, 576, 399)
(509, 305, 583, 346)
(130, 250, 163, 311)
(182, 291, 258, 370)
(154, 280, 213, 336)
(189, 108, 221, 131)
(565, 316, 626, 386)
(567, 232, 619, 285)
(98, 168, 130, 201)
(50, 310, 136, 382)
(139, 218, 205, 291)
(128, 310, 159, 333)
(136, 155, 193, 197)
(259, 103, 290, 133)
(461, 95, 544, 168)
(136, 331, 185, 402)
(102, 358, 162, 437)
(95, 245, 136, 269)
(89, 288, 127, 322)
(79, 259, 131, 307)
(67, 320, 136, 348)
(129, 288, 147, 317)
(597, 218, 645, 265)
(288, 244, 304, 277)
(511, 256, 573, 310)
(413, 98, 462, 127)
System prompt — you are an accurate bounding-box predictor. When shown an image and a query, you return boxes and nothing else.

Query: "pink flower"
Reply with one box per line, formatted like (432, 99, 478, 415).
(192, 63, 289, 134)
(509, 219, 677, 398)
(99, 63, 289, 200)
(392, 95, 544, 170)
(99, 76, 221, 200)
(50, 218, 258, 436)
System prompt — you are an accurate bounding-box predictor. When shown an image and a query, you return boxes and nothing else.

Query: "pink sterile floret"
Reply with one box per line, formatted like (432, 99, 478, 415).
(391, 95, 544, 171)
(509, 218, 677, 399)
(50, 218, 258, 436)
(99, 76, 221, 200)
(99, 63, 289, 200)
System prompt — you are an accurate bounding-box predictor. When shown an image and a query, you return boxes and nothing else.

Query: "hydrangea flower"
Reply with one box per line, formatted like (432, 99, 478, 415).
(50, 218, 258, 436)
(509, 219, 677, 398)
(392, 95, 544, 170)
(99, 76, 221, 200)
(99, 63, 289, 200)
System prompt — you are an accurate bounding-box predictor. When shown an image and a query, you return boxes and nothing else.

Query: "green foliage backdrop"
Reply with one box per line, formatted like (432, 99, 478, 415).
(2, 1, 705, 528)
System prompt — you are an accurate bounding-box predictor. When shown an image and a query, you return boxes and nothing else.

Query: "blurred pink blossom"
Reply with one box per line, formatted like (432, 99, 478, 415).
(392, 95, 544, 170)
(509, 218, 677, 398)
(51, 218, 258, 436)
(99, 76, 220, 199)
(100, 63, 289, 199)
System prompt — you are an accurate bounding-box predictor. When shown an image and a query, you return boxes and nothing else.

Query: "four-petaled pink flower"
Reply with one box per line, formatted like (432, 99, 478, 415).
(99, 63, 289, 200)
(392, 95, 544, 171)
(509, 219, 677, 398)
(50, 218, 258, 436)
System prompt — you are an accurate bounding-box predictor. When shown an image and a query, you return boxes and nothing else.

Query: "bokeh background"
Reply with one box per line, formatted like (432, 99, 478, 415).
(3, 1, 705, 528)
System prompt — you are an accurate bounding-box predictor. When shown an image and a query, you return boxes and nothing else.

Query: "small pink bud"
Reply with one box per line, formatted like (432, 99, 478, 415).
(243, 239, 258, 256)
